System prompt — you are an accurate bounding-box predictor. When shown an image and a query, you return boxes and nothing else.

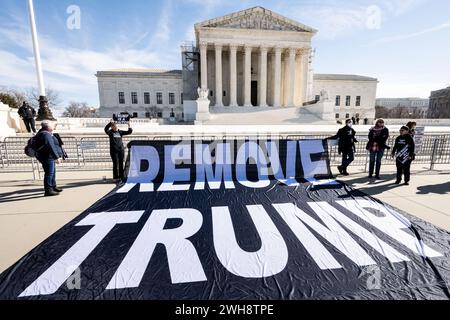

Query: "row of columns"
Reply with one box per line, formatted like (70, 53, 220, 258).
(200, 42, 308, 108)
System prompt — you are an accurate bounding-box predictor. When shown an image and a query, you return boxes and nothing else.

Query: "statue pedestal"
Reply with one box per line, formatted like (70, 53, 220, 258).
(301, 100, 335, 122)
(194, 99, 211, 125)
(0, 102, 17, 139)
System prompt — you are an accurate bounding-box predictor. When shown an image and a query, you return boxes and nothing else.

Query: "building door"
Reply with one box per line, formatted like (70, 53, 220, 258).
(251, 81, 258, 106)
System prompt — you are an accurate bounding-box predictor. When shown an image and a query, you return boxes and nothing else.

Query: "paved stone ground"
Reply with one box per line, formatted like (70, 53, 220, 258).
(0, 165, 449, 273)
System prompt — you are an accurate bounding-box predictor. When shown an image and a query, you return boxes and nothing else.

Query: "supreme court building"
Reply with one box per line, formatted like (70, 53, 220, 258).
(97, 6, 378, 123)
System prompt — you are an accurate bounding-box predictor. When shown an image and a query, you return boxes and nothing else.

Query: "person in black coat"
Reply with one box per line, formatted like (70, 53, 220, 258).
(104, 119, 133, 181)
(391, 126, 415, 185)
(366, 119, 390, 179)
(328, 119, 358, 176)
(18, 102, 36, 133)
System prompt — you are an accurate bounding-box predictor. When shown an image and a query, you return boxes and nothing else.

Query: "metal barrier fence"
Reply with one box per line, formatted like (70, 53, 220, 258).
(1, 134, 449, 179)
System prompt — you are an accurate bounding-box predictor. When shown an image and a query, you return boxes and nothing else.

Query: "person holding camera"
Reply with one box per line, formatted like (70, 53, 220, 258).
(104, 119, 133, 181)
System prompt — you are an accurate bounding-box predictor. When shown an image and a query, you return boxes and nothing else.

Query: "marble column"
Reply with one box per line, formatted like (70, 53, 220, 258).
(215, 43, 223, 107)
(287, 47, 296, 107)
(229, 44, 238, 107)
(301, 48, 310, 105)
(200, 42, 208, 90)
(259, 46, 268, 107)
(244, 45, 252, 107)
(273, 47, 282, 108)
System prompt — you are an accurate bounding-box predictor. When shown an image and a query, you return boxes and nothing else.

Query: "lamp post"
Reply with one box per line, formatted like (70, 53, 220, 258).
(27, 0, 55, 120)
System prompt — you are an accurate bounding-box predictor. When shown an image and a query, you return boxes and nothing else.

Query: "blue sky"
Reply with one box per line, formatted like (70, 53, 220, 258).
(0, 0, 449, 111)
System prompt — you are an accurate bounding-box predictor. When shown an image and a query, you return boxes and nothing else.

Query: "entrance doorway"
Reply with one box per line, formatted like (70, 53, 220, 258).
(251, 81, 258, 106)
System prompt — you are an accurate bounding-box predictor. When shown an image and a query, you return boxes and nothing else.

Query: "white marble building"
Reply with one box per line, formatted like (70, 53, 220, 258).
(314, 74, 378, 121)
(97, 69, 184, 121)
(376, 97, 429, 118)
(97, 6, 378, 124)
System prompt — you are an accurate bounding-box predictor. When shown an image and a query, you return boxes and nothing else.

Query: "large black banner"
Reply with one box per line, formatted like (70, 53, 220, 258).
(0, 139, 449, 300)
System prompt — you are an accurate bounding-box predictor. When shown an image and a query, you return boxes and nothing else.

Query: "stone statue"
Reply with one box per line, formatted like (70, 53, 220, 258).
(320, 89, 329, 101)
(197, 87, 210, 100)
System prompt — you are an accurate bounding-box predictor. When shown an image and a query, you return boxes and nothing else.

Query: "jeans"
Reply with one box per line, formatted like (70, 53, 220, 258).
(41, 159, 56, 191)
(341, 150, 355, 170)
(396, 160, 412, 182)
(110, 149, 125, 179)
(369, 150, 385, 177)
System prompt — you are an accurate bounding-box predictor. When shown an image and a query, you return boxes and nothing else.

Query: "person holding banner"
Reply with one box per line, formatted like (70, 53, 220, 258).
(104, 119, 133, 181)
(391, 126, 415, 185)
(366, 119, 390, 179)
(328, 119, 358, 176)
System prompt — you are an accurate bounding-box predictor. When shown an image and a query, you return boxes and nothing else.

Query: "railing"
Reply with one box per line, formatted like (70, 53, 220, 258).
(1, 134, 449, 179)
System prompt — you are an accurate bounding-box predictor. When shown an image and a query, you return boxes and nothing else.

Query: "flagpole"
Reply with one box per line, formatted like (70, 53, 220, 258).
(27, 0, 55, 120)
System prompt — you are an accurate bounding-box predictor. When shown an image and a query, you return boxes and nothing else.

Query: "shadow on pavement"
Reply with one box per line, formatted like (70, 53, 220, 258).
(338, 173, 403, 197)
(0, 179, 115, 203)
(417, 181, 450, 195)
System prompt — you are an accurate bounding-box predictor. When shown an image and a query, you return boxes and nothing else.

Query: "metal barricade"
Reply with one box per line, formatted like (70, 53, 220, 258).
(0, 134, 449, 176)
(78, 136, 112, 170)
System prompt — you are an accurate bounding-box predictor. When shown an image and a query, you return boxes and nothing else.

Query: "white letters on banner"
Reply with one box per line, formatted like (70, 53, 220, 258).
(212, 205, 288, 277)
(336, 200, 442, 258)
(194, 143, 235, 190)
(107, 209, 206, 289)
(158, 145, 191, 191)
(19, 211, 145, 297)
(19, 202, 443, 296)
(117, 140, 329, 193)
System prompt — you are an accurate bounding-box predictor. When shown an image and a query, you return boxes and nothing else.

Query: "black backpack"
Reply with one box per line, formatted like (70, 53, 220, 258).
(24, 133, 45, 158)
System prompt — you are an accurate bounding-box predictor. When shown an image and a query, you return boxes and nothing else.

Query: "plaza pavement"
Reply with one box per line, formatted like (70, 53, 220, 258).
(0, 164, 449, 274)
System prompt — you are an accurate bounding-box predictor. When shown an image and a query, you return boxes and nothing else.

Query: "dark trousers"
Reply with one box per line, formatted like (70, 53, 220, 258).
(341, 150, 354, 171)
(110, 149, 125, 179)
(369, 150, 385, 177)
(41, 159, 56, 191)
(396, 160, 412, 182)
(24, 118, 36, 133)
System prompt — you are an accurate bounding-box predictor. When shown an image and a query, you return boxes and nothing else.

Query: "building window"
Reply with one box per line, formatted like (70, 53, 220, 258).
(169, 92, 175, 105)
(210, 90, 214, 97)
(132, 112, 138, 118)
(315, 95, 320, 102)
(181, 93, 183, 104)
(335, 95, 340, 106)
(157, 112, 162, 118)
(118, 92, 125, 104)
(335, 113, 339, 119)
(145, 112, 151, 118)
(131, 92, 138, 104)
(356, 96, 361, 107)
(144, 92, 150, 104)
(345, 113, 350, 118)
(156, 92, 163, 104)
(346, 96, 351, 107)
(223, 91, 226, 97)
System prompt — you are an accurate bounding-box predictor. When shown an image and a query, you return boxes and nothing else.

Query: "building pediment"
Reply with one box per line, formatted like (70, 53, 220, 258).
(195, 6, 317, 33)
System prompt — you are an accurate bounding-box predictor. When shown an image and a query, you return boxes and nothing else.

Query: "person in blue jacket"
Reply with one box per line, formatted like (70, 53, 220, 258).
(34, 121, 64, 196)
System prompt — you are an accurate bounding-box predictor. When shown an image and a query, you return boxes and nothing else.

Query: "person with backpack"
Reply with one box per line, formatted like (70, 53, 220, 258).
(391, 126, 415, 185)
(33, 121, 64, 196)
(104, 119, 133, 181)
(328, 119, 358, 176)
(366, 119, 390, 179)
(18, 102, 36, 133)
